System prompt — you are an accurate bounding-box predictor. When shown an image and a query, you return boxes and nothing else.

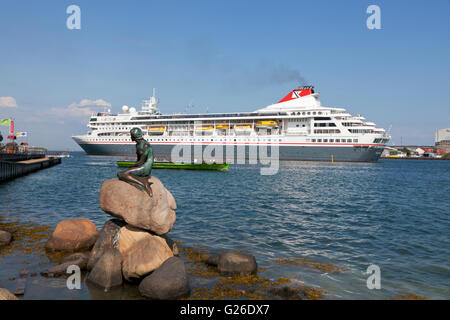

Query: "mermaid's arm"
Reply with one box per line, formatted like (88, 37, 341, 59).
(134, 143, 150, 167)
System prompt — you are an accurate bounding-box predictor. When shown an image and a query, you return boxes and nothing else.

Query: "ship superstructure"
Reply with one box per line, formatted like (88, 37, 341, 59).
(72, 87, 390, 162)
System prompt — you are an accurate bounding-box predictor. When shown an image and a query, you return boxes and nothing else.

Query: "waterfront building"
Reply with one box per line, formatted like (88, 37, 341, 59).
(435, 128, 450, 153)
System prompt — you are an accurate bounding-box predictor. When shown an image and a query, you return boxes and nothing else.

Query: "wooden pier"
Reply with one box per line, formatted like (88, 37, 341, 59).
(0, 156, 61, 182)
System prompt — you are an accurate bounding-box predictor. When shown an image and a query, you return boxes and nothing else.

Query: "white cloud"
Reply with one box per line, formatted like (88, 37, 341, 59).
(0, 96, 18, 108)
(75, 99, 111, 108)
(51, 98, 112, 118)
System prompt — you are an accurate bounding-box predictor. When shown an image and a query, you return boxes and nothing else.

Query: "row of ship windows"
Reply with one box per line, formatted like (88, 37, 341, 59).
(290, 111, 325, 116)
(314, 123, 336, 127)
(87, 137, 359, 143)
(288, 119, 307, 122)
(91, 123, 142, 126)
(348, 129, 374, 134)
(310, 138, 358, 143)
(314, 129, 341, 134)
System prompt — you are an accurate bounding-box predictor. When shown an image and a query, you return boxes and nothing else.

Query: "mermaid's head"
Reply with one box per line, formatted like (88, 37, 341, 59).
(130, 127, 143, 141)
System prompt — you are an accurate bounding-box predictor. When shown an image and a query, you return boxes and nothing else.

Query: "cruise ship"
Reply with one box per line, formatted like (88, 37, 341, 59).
(72, 87, 390, 162)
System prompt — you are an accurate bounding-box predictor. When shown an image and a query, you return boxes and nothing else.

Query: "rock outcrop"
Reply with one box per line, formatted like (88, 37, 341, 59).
(118, 225, 173, 281)
(99, 177, 176, 235)
(138, 257, 190, 300)
(62, 252, 91, 266)
(87, 219, 125, 270)
(41, 252, 90, 277)
(83, 174, 187, 297)
(206, 250, 258, 275)
(45, 219, 98, 252)
(205, 250, 227, 266)
(0, 230, 12, 246)
(87, 248, 123, 290)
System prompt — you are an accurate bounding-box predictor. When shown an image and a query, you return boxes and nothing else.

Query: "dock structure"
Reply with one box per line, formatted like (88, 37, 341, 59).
(0, 153, 42, 162)
(0, 156, 61, 182)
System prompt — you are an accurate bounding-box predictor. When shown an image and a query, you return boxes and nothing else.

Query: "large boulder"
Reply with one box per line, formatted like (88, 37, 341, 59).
(0, 230, 12, 246)
(206, 250, 257, 276)
(45, 219, 98, 252)
(205, 250, 227, 266)
(100, 177, 176, 235)
(0, 288, 18, 300)
(41, 252, 90, 277)
(138, 257, 190, 300)
(118, 225, 173, 281)
(87, 248, 123, 291)
(87, 219, 125, 270)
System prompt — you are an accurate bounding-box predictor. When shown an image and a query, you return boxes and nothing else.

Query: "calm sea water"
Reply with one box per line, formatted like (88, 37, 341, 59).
(0, 152, 449, 299)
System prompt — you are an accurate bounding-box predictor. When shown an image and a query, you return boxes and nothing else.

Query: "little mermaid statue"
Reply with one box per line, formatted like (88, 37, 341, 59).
(117, 127, 154, 197)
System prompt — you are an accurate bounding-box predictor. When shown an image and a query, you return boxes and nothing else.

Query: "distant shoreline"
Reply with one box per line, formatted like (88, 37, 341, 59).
(381, 157, 449, 161)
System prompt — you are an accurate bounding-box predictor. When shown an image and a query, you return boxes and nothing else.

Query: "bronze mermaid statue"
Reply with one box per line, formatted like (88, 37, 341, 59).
(117, 127, 154, 197)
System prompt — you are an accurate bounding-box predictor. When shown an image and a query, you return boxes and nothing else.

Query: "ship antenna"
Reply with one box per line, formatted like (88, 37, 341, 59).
(146, 88, 158, 114)
(186, 100, 194, 114)
(387, 124, 392, 133)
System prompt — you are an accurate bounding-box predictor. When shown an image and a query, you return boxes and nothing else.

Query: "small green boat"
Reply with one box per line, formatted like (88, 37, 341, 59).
(117, 160, 229, 171)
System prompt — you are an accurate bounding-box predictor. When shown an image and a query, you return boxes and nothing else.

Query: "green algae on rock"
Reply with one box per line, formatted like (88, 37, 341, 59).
(176, 242, 327, 300)
(0, 217, 53, 258)
(187, 274, 325, 300)
(178, 245, 220, 278)
(206, 250, 258, 276)
(391, 293, 427, 300)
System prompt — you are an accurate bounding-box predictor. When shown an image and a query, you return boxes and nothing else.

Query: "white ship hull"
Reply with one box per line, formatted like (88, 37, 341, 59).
(73, 138, 384, 162)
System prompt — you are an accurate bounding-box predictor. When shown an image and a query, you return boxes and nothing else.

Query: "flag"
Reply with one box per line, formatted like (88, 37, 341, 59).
(10, 120, 14, 134)
(16, 132, 27, 138)
(0, 118, 11, 126)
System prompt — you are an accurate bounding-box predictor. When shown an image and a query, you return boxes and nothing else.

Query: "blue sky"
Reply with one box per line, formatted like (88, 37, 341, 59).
(0, 0, 449, 150)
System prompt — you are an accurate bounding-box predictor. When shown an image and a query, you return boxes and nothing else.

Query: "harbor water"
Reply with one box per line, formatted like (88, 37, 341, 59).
(0, 152, 449, 299)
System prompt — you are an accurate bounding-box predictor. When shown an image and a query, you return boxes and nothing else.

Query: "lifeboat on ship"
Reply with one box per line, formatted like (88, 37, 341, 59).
(234, 124, 252, 135)
(216, 124, 230, 130)
(195, 125, 214, 134)
(255, 120, 278, 130)
(148, 126, 165, 135)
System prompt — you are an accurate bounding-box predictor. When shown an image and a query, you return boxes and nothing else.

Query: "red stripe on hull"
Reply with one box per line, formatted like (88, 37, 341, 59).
(76, 141, 385, 147)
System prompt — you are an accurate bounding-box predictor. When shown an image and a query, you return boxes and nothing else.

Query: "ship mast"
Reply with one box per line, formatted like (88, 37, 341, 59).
(141, 88, 159, 114)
